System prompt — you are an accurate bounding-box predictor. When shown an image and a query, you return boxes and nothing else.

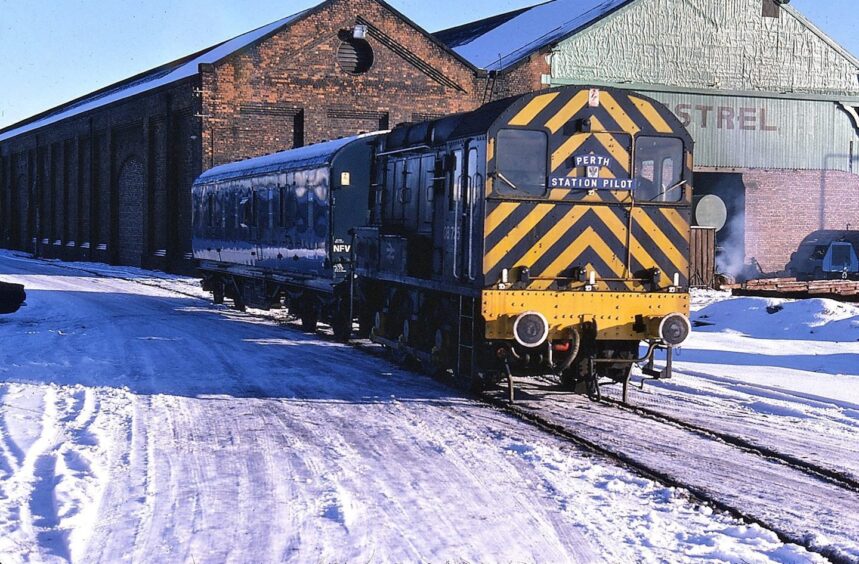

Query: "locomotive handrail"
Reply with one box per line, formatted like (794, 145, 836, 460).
(376, 145, 431, 157)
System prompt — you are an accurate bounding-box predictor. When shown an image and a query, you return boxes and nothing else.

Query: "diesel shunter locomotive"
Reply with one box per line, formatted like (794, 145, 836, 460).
(192, 85, 694, 400)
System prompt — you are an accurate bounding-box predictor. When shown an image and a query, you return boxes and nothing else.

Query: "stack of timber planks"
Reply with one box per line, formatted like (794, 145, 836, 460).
(721, 278, 859, 302)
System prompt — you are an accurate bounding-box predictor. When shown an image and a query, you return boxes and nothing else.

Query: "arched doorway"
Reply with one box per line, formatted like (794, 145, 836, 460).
(117, 157, 145, 266)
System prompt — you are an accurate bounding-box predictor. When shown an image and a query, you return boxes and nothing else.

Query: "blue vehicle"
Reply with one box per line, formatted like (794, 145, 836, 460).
(786, 230, 859, 280)
(191, 133, 383, 336)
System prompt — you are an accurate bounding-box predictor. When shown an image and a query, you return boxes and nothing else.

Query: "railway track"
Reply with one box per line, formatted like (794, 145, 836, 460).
(24, 256, 859, 563)
(480, 376, 859, 563)
(600, 393, 859, 494)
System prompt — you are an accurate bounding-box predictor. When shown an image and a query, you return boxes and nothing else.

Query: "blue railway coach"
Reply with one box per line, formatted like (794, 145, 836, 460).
(192, 133, 383, 336)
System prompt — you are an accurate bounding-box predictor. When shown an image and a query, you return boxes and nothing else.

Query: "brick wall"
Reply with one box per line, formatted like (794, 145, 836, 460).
(744, 169, 859, 272)
(488, 53, 550, 101)
(202, 0, 480, 168)
(0, 83, 200, 270)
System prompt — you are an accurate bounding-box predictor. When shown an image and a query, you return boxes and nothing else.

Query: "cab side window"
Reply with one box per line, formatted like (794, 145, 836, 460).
(634, 136, 683, 202)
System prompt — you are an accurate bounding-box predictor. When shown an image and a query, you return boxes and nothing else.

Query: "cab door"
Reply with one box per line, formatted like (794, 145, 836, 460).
(443, 147, 464, 280)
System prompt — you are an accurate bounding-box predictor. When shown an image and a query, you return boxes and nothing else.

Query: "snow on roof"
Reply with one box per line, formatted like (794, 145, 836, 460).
(0, 10, 309, 143)
(442, 0, 631, 71)
(196, 133, 383, 184)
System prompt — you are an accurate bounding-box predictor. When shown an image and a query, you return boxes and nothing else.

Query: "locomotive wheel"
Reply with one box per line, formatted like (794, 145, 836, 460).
(391, 319, 413, 365)
(421, 328, 449, 378)
(230, 279, 247, 311)
(301, 311, 318, 333)
(332, 316, 351, 341)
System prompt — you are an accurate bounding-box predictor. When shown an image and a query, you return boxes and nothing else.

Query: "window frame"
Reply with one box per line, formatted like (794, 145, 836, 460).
(493, 128, 549, 197)
(633, 135, 685, 203)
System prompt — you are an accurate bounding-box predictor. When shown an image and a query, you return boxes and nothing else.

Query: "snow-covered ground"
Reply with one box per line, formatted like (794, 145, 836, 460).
(627, 290, 859, 483)
(0, 251, 845, 563)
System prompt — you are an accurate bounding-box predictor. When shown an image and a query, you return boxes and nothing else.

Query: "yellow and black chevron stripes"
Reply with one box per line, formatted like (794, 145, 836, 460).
(485, 202, 629, 291)
(551, 134, 589, 172)
(544, 90, 589, 133)
(630, 96, 674, 134)
(483, 200, 690, 291)
(629, 206, 690, 287)
(508, 92, 560, 126)
(482, 85, 692, 294)
(483, 203, 555, 274)
(502, 88, 684, 140)
(599, 91, 641, 136)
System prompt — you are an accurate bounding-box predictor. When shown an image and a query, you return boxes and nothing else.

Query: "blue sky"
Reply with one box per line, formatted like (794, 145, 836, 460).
(0, 0, 856, 130)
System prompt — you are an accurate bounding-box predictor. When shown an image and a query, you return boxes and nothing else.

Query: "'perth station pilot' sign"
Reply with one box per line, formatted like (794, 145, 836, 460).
(550, 154, 637, 190)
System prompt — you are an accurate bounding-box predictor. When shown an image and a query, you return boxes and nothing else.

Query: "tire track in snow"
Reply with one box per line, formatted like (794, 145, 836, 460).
(0, 384, 28, 478)
(1, 386, 68, 561)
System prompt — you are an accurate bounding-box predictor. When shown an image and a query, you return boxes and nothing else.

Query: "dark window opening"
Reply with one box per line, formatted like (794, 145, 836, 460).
(634, 136, 684, 202)
(810, 245, 828, 260)
(495, 129, 548, 196)
(240, 194, 254, 227)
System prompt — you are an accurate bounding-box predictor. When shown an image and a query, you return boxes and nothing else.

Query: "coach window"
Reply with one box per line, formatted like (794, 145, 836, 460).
(634, 136, 683, 202)
(495, 129, 547, 196)
(206, 193, 216, 229)
(239, 194, 252, 228)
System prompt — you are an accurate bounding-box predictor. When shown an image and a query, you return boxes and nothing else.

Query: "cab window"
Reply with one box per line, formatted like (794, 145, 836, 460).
(495, 129, 547, 196)
(634, 136, 683, 202)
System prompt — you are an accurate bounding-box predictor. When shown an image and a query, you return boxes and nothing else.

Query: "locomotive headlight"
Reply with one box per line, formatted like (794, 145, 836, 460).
(659, 313, 691, 346)
(513, 311, 550, 348)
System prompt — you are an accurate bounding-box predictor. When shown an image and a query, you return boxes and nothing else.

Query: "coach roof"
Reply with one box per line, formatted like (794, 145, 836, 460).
(195, 133, 384, 184)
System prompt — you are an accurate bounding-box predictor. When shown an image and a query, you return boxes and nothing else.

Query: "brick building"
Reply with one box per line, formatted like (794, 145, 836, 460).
(435, 0, 859, 275)
(0, 0, 480, 270)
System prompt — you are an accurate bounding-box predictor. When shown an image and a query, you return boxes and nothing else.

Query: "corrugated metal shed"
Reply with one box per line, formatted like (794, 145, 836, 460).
(549, 0, 859, 98)
(545, 0, 859, 171)
(552, 80, 859, 171)
(647, 91, 855, 171)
